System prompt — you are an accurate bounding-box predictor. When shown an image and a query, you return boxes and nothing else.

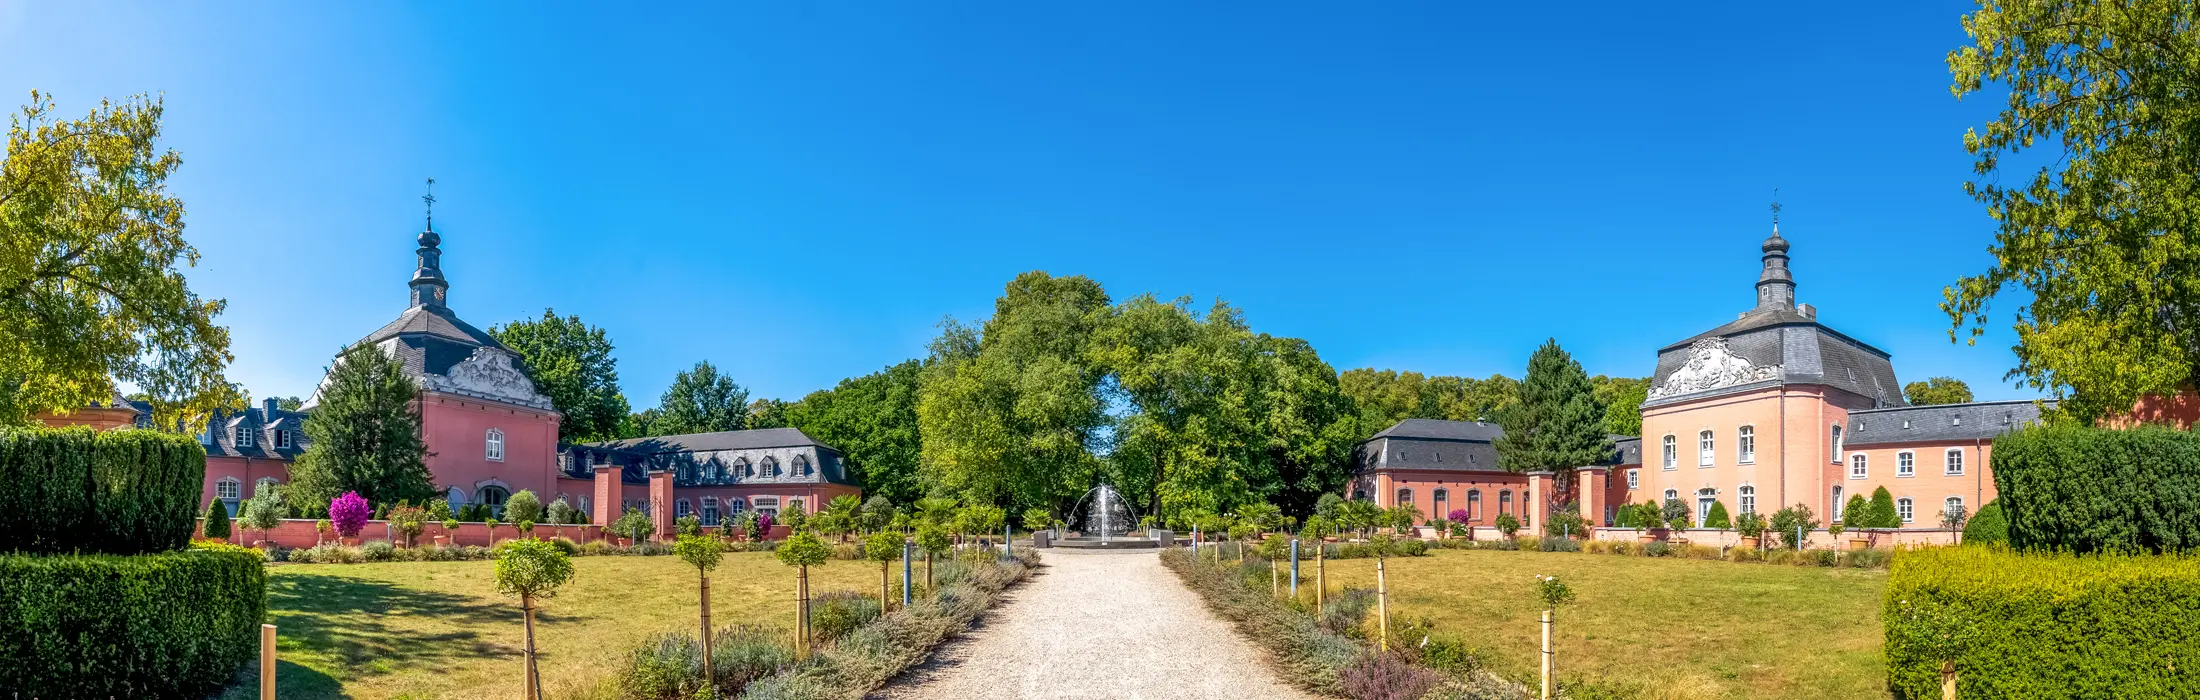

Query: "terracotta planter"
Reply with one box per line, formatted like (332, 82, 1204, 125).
(1848, 538, 1870, 551)
(1738, 536, 1760, 549)
(340, 536, 360, 547)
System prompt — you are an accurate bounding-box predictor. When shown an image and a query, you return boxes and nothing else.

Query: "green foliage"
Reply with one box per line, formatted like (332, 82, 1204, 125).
(1020, 507, 1051, 533)
(775, 530, 831, 568)
(1533, 573, 1576, 609)
(1495, 339, 1613, 474)
(489, 309, 630, 442)
(611, 507, 654, 543)
(956, 504, 1006, 537)
(1660, 498, 1691, 527)
(1885, 546, 2200, 699)
(0, 427, 206, 554)
(1941, 2, 2200, 421)
(859, 495, 897, 533)
(503, 490, 543, 529)
(1338, 367, 1520, 432)
(1903, 377, 1975, 406)
(650, 360, 750, 436)
(863, 530, 901, 563)
(1735, 512, 1766, 539)
(0, 91, 241, 428)
(673, 533, 722, 572)
(675, 514, 702, 537)
(1703, 501, 1733, 530)
(289, 344, 433, 509)
(1591, 375, 1650, 437)
(616, 625, 792, 700)
(1964, 500, 2009, 546)
(782, 359, 925, 505)
(544, 497, 574, 526)
(0, 545, 265, 696)
(915, 523, 951, 555)
(425, 497, 452, 522)
(238, 485, 283, 533)
(1494, 512, 1521, 538)
(494, 537, 574, 599)
(1768, 504, 1820, 549)
(744, 398, 789, 430)
(1868, 487, 1901, 529)
(200, 499, 230, 540)
(1842, 494, 1873, 529)
(1994, 422, 2200, 553)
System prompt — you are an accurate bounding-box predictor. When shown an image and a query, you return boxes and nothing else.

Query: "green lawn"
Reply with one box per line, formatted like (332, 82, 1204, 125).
(219, 552, 888, 700)
(1316, 549, 1888, 700)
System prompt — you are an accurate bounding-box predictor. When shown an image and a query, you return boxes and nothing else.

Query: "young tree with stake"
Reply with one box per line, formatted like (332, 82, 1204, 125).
(674, 533, 724, 694)
(775, 530, 832, 659)
(495, 538, 574, 700)
(915, 523, 951, 591)
(866, 529, 901, 611)
(1534, 574, 1576, 700)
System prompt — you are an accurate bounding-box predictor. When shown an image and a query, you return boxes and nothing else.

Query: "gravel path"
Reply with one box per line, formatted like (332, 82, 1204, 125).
(874, 549, 1317, 700)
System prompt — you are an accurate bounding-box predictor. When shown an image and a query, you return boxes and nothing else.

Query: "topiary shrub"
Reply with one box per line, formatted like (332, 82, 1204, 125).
(1842, 494, 1873, 529)
(201, 499, 232, 541)
(330, 491, 371, 538)
(0, 427, 208, 555)
(1993, 423, 2200, 553)
(1885, 546, 2200, 699)
(504, 489, 543, 526)
(1494, 513, 1521, 538)
(0, 544, 265, 696)
(1963, 500, 2009, 546)
(1868, 487, 1901, 529)
(1703, 501, 1733, 530)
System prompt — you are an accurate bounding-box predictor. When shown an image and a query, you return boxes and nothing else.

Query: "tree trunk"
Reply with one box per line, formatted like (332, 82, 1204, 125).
(926, 552, 934, 591)
(1316, 544, 1326, 616)
(1942, 660, 1957, 700)
(700, 572, 715, 696)
(1376, 556, 1390, 652)
(881, 562, 891, 612)
(795, 566, 809, 659)
(522, 594, 539, 700)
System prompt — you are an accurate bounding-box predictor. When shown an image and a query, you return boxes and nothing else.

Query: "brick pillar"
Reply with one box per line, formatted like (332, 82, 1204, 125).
(1526, 471, 1555, 535)
(592, 465, 618, 527)
(649, 471, 675, 542)
(1577, 467, 1609, 527)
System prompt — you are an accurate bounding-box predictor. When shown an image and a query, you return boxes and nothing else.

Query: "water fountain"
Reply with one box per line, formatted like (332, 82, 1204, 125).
(1057, 483, 1156, 549)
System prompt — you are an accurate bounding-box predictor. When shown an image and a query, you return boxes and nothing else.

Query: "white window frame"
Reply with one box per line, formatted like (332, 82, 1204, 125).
(1850, 454, 1868, 479)
(753, 496, 780, 517)
(1739, 485, 1757, 515)
(796, 455, 812, 476)
(1830, 485, 1843, 521)
(216, 477, 241, 501)
(1944, 496, 1965, 520)
(273, 429, 292, 449)
(1831, 425, 1844, 463)
(255, 477, 280, 497)
(234, 426, 255, 448)
(1697, 430, 1715, 467)
(1663, 488, 1678, 504)
(1695, 488, 1717, 524)
(1662, 435, 1676, 470)
(1737, 426, 1755, 464)
(676, 498, 693, 518)
(1626, 469, 1639, 489)
(1945, 448, 1964, 476)
(1897, 497, 1914, 523)
(1897, 451, 1916, 477)
(1466, 490, 1483, 520)
(485, 428, 506, 462)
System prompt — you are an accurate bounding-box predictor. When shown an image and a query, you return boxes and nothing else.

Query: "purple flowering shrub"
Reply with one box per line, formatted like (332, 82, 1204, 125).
(330, 491, 371, 537)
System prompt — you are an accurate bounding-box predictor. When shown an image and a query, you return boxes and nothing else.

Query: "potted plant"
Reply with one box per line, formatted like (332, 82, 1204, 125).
(1496, 512, 1522, 541)
(439, 518, 460, 547)
(484, 517, 503, 544)
(315, 518, 333, 545)
(1735, 512, 1767, 549)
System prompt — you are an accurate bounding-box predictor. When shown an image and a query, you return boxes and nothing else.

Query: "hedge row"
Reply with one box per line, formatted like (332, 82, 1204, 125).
(0, 426, 208, 555)
(1884, 546, 2199, 699)
(1992, 422, 2200, 553)
(0, 544, 267, 697)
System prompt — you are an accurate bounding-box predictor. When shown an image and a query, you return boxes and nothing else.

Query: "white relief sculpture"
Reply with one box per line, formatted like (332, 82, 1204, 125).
(428, 347, 555, 409)
(1649, 337, 1782, 400)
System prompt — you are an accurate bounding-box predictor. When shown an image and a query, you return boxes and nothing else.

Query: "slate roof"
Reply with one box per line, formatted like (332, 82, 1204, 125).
(1370, 418, 1504, 442)
(1611, 436, 1643, 466)
(352, 304, 517, 378)
(1845, 399, 2051, 447)
(569, 428, 857, 486)
(583, 428, 835, 455)
(202, 403, 310, 461)
(1358, 419, 1636, 473)
(1646, 307, 1905, 409)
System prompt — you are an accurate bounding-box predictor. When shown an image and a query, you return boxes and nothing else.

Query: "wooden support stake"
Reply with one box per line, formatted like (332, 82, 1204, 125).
(1376, 557, 1390, 652)
(1316, 543, 1326, 616)
(701, 574, 715, 696)
(260, 623, 276, 700)
(1540, 609, 1553, 700)
(1942, 660, 1957, 700)
(523, 596, 540, 700)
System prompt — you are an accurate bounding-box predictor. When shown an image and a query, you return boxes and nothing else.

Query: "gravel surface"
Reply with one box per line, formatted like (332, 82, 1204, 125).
(874, 549, 1317, 700)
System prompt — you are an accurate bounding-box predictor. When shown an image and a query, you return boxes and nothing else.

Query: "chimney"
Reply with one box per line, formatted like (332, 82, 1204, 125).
(1798, 303, 1816, 319)
(264, 397, 281, 417)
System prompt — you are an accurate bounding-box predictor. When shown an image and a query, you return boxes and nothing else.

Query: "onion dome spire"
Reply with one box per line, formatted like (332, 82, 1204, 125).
(1755, 197, 1794, 310)
(409, 178, 449, 308)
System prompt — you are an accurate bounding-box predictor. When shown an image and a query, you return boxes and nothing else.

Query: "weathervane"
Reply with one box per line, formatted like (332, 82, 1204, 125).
(423, 177, 437, 227)
(1770, 188, 1781, 231)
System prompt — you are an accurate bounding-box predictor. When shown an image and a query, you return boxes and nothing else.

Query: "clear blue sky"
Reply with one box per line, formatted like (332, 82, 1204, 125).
(0, 1, 2039, 406)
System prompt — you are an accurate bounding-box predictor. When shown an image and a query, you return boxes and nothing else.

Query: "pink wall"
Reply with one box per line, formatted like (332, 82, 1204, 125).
(1376, 469, 1532, 525)
(1640, 384, 1880, 526)
(420, 392, 562, 508)
(1589, 526, 1961, 548)
(199, 518, 795, 550)
(1837, 440, 1997, 527)
(201, 455, 294, 515)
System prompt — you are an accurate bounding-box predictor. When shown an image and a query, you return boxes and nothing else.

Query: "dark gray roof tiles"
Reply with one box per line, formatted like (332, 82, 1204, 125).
(203, 406, 309, 461)
(1369, 418, 1504, 442)
(1647, 309, 1904, 409)
(1359, 419, 1635, 472)
(583, 427, 836, 455)
(1846, 400, 2051, 447)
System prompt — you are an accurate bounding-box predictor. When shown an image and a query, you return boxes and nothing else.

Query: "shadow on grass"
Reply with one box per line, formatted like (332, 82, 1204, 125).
(212, 659, 345, 700)
(256, 572, 581, 685)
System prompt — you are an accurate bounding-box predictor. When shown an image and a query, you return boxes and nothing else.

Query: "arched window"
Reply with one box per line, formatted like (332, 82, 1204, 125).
(1467, 490, 1483, 521)
(216, 477, 241, 502)
(1626, 468, 1639, 489)
(1740, 485, 1757, 515)
(1696, 487, 1717, 524)
(1661, 435, 1677, 469)
(1737, 426, 1756, 463)
(1944, 496, 1965, 521)
(478, 486, 511, 517)
(1896, 497, 1914, 524)
(1396, 488, 1413, 509)
(255, 477, 280, 497)
(448, 486, 467, 505)
(1851, 454, 1868, 479)
(1830, 425, 1844, 463)
(794, 454, 813, 477)
(676, 499, 693, 518)
(1663, 488, 1678, 505)
(726, 497, 748, 515)
(485, 428, 505, 461)
(1432, 488, 1449, 517)
(1498, 490, 1513, 516)
(1698, 430, 1715, 467)
(761, 457, 780, 478)
(701, 497, 720, 526)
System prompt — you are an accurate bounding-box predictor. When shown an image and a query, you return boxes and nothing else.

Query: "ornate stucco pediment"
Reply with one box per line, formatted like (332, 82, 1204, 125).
(1649, 337, 1782, 400)
(425, 347, 556, 411)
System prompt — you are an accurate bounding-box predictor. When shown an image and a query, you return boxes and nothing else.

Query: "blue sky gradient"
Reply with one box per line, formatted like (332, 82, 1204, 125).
(0, 1, 2037, 406)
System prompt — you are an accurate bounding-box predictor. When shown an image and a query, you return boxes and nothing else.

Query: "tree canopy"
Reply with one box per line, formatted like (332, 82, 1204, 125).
(1904, 377, 1976, 406)
(1941, 2, 2200, 421)
(490, 308, 630, 443)
(288, 345, 434, 510)
(1, 91, 240, 427)
(651, 360, 750, 436)
(1495, 339, 1613, 473)
(785, 359, 925, 505)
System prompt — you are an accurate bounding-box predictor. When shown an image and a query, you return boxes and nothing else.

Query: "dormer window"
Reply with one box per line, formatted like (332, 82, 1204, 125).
(273, 429, 292, 449)
(1952, 415, 1962, 426)
(485, 428, 505, 461)
(233, 426, 255, 448)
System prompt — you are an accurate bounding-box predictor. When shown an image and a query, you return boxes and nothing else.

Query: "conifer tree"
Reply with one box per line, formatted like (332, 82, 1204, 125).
(201, 499, 231, 541)
(1843, 494, 1872, 528)
(1496, 339, 1614, 475)
(1868, 487, 1900, 528)
(289, 345, 434, 510)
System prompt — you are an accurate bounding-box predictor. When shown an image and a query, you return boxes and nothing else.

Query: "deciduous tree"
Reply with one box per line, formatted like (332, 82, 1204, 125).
(784, 359, 925, 505)
(1903, 377, 1975, 406)
(489, 309, 630, 443)
(652, 360, 749, 435)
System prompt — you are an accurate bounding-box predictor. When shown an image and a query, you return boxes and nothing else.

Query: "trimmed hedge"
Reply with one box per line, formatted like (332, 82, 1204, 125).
(0, 426, 208, 554)
(0, 544, 267, 697)
(1885, 546, 2199, 699)
(1993, 423, 2200, 553)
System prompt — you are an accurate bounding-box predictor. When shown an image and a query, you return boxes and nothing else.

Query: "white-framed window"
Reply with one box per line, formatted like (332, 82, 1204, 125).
(273, 429, 292, 449)
(727, 497, 747, 515)
(478, 486, 511, 517)
(1898, 451, 1916, 477)
(1498, 490, 1513, 516)
(795, 455, 812, 477)
(1737, 426, 1755, 464)
(1830, 485, 1844, 522)
(676, 499, 693, 518)
(1663, 488, 1678, 504)
(216, 477, 241, 501)
(1740, 485, 1757, 515)
(1626, 469, 1639, 489)
(1850, 454, 1868, 479)
(1945, 448, 1964, 475)
(1698, 430, 1715, 467)
(761, 458, 779, 478)
(255, 477, 280, 497)
(1830, 425, 1844, 463)
(1432, 488, 1449, 515)
(234, 426, 255, 448)
(1897, 497, 1915, 523)
(1695, 488, 1717, 524)
(1944, 496, 1965, 520)
(753, 496, 780, 518)
(1662, 435, 1677, 470)
(738, 458, 754, 478)
(701, 497, 720, 526)
(485, 428, 505, 462)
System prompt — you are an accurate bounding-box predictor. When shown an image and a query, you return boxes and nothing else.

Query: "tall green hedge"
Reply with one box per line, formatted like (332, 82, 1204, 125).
(1993, 423, 2200, 553)
(0, 544, 267, 697)
(0, 426, 208, 555)
(1885, 546, 2199, 698)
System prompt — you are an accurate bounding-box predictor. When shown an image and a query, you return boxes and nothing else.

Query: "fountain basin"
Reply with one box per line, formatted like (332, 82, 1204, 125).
(1052, 536, 1160, 550)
